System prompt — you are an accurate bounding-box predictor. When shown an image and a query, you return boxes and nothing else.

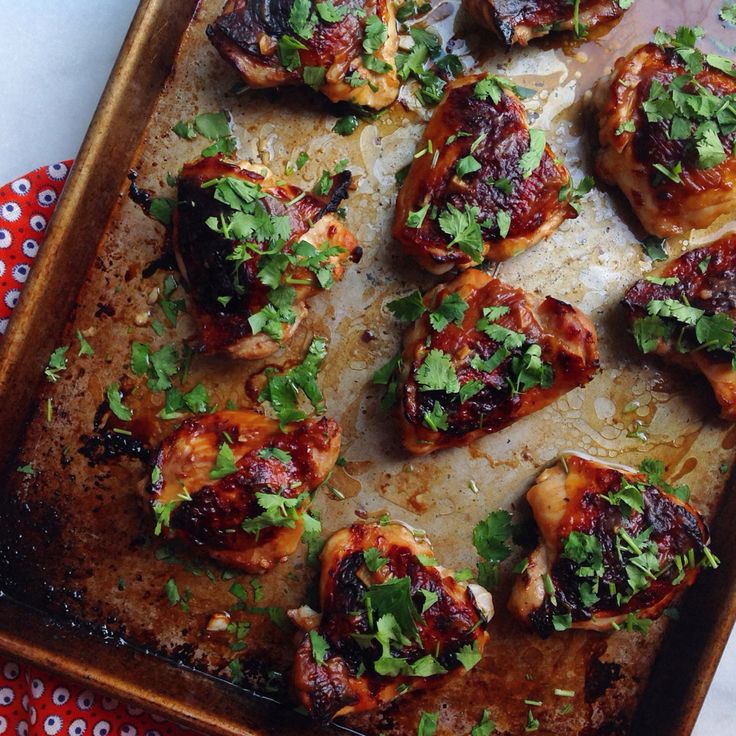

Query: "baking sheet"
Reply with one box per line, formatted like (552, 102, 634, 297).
(1, 0, 736, 734)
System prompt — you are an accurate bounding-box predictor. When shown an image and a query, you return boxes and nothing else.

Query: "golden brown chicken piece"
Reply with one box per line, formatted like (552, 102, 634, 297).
(622, 234, 736, 421)
(289, 522, 493, 721)
(149, 410, 341, 573)
(509, 453, 717, 637)
(463, 0, 626, 46)
(393, 74, 577, 274)
(382, 269, 598, 455)
(207, 0, 399, 110)
(173, 156, 359, 360)
(593, 33, 736, 237)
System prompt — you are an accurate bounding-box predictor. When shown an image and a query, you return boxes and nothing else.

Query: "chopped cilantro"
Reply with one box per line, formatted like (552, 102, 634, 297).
(417, 711, 438, 736)
(364, 547, 389, 571)
(429, 292, 468, 332)
(106, 382, 133, 421)
(309, 629, 329, 664)
(519, 129, 546, 179)
(388, 290, 426, 321)
(210, 441, 238, 479)
(45, 346, 69, 382)
(416, 349, 460, 393)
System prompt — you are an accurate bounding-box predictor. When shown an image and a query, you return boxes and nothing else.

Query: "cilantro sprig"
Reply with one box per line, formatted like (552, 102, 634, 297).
(259, 336, 328, 427)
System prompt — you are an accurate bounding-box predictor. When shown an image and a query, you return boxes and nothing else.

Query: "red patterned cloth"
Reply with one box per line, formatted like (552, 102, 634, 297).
(0, 657, 190, 736)
(0, 164, 191, 734)
(0, 162, 72, 336)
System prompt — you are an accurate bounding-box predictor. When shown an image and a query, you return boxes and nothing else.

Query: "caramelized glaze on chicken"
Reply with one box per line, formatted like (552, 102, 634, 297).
(509, 453, 716, 637)
(462, 0, 626, 46)
(393, 74, 576, 274)
(593, 39, 736, 237)
(207, 0, 399, 109)
(173, 156, 359, 359)
(290, 522, 493, 721)
(150, 410, 341, 572)
(622, 234, 736, 420)
(389, 269, 598, 455)
(393, 74, 576, 273)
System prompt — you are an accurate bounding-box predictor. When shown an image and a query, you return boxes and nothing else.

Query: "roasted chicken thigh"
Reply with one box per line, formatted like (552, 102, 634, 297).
(208, 0, 399, 109)
(173, 156, 359, 359)
(509, 453, 717, 637)
(593, 32, 736, 237)
(149, 410, 341, 572)
(381, 269, 598, 454)
(623, 234, 736, 421)
(463, 0, 627, 46)
(290, 521, 493, 720)
(393, 74, 577, 274)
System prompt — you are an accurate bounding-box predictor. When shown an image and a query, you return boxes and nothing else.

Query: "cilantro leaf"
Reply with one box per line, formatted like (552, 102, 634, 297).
(363, 14, 387, 54)
(106, 382, 133, 421)
(416, 349, 460, 393)
(429, 292, 468, 331)
(456, 641, 482, 670)
(417, 711, 438, 736)
(309, 629, 329, 664)
(438, 203, 483, 261)
(456, 154, 482, 178)
(388, 290, 426, 321)
(210, 441, 238, 479)
(518, 129, 546, 178)
(472, 510, 513, 563)
(471, 710, 496, 736)
(45, 346, 69, 383)
(364, 547, 389, 571)
(289, 0, 317, 39)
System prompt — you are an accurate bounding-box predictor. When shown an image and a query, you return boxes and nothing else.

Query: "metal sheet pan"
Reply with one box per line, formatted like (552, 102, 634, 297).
(1, 0, 735, 734)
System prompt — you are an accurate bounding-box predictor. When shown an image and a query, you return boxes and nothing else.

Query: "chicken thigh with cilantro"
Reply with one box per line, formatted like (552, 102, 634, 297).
(289, 521, 493, 721)
(149, 410, 341, 573)
(462, 0, 628, 46)
(509, 453, 717, 637)
(207, 0, 399, 110)
(393, 73, 579, 274)
(378, 269, 599, 454)
(173, 156, 359, 359)
(623, 234, 736, 421)
(393, 74, 577, 274)
(592, 29, 736, 237)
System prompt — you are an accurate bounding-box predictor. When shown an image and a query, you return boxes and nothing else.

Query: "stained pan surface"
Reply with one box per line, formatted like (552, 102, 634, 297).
(1, 0, 736, 735)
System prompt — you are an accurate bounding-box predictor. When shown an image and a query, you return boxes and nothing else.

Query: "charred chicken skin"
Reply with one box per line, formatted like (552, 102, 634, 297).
(593, 33, 736, 237)
(463, 0, 627, 46)
(173, 156, 359, 359)
(393, 74, 577, 274)
(622, 234, 736, 421)
(383, 269, 598, 455)
(509, 453, 717, 637)
(207, 0, 399, 110)
(150, 410, 341, 573)
(290, 522, 493, 721)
